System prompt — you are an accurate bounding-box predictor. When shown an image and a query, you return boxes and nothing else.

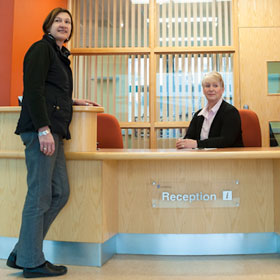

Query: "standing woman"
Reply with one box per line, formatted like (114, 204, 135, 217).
(6, 7, 98, 278)
(176, 71, 243, 149)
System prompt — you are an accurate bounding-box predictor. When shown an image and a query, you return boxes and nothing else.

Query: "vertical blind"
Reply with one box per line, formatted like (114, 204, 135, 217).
(72, 0, 149, 48)
(157, 0, 232, 47)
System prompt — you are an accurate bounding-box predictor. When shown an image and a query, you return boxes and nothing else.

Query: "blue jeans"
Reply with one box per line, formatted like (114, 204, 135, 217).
(13, 132, 70, 268)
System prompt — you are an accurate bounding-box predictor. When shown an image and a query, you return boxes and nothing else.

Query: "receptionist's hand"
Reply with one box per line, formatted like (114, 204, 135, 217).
(176, 138, 198, 149)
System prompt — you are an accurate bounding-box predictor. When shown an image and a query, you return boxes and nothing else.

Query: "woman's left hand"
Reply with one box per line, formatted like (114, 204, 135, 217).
(176, 138, 198, 149)
(73, 99, 100, 106)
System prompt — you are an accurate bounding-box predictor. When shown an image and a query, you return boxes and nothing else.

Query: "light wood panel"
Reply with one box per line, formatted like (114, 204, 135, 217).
(0, 159, 26, 237)
(0, 110, 24, 152)
(71, 46, 235, 55)
(273, 159, 280, 233)
(232, 0, 240, 108)
(102, 160, 118, 242)
(0, 158, 105, 243)
(239, 28, 280, 147)
(238, 0, 280, 28)
(118, 159, 274, 234)
(0, 158, 118, 243)
(47, 160, 103, 242)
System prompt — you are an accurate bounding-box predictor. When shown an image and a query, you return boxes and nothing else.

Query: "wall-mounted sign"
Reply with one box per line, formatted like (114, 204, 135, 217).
(150, 181, 240, 208)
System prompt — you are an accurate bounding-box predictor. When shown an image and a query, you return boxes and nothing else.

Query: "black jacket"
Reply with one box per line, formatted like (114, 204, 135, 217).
(15, 34, 73, 139)
(184, 100, 243, 148)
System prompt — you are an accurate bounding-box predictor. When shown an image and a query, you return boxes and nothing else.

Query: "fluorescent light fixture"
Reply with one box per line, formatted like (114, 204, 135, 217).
(159, 37, 213, 42)
(131, 0, 149, 4)
(156, 0, 170, 3)
(156, 0, 231, 3)
(172, 0, 212, 2)
(173, 0, 231, 2)
(147, 17, 217, 23)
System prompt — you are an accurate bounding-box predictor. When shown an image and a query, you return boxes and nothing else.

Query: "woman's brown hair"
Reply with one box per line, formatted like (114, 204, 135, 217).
(42, 7, 73, 42)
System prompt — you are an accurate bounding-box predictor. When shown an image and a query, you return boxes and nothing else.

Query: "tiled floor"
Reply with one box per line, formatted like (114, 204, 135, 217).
(1, 254, 280, 279)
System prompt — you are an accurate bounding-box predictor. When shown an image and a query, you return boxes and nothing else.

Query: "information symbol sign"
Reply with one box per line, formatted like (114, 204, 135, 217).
(223, 190, 232, 201)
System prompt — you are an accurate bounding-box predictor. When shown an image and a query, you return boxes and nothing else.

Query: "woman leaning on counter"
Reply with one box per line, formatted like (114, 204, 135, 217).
(6, 7, 99, 279)
(176, 71, 243, 149)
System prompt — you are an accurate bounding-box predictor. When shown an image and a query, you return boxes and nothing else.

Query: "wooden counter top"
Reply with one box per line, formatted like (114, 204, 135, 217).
(67, 147, 280, 160)
(0, 106, 104, 112)
(1, 147, 280, 160)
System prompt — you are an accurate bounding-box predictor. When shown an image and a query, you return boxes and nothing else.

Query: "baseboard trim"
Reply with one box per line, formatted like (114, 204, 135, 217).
(0, 233, 278, 267)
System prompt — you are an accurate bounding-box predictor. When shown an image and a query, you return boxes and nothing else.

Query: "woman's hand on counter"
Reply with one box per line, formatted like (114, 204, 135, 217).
(73, 99, 101, 107)
(176, 138, 198, 149)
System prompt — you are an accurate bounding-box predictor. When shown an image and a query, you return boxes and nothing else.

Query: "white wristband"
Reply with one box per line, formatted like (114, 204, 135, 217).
(38, 129, 50, 137)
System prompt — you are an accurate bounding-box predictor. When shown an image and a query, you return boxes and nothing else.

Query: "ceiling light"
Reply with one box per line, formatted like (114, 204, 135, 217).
(156, 0, 170, 3)
(171, 0, 231, 3)
(131, 0, 149, 4)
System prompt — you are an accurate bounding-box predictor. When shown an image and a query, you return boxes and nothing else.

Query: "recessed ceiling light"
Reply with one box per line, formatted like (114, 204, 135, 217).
(131, 0, 149, 4)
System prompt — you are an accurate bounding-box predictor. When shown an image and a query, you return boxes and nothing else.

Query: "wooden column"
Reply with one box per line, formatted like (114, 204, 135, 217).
(0, 106, 104, 153)
(64, 106, 104, 152)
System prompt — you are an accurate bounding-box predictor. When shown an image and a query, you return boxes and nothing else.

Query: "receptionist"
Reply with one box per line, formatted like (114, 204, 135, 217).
(176, 71, 243, 149)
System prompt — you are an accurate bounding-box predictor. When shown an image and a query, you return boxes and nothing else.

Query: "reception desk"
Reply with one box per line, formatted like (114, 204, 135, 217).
(1, 107, 280, 266)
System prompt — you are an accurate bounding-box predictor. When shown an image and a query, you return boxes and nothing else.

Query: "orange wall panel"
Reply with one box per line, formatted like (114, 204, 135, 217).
(10, 0, 67, 105)
(0, 0, 14, 106)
